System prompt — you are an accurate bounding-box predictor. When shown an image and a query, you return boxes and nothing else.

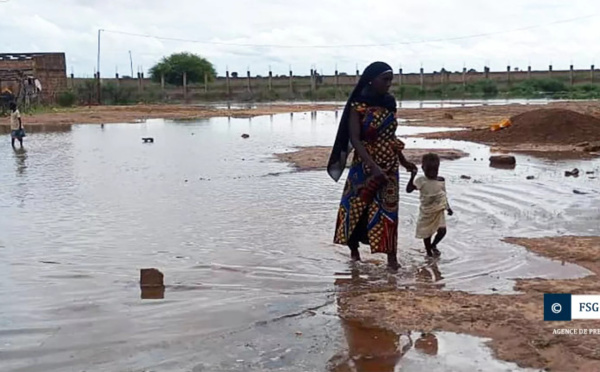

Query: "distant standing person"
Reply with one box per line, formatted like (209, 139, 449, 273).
(9, 102, 25, 148)
(406, 153, 454, 257)
(328, 62, 417, 270)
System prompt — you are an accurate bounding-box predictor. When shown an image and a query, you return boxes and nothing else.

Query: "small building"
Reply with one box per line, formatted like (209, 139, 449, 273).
(0, 53, 67, 104)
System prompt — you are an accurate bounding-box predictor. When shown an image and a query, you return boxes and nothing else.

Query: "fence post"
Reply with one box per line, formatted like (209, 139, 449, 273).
(462, 67, 466, 88)
(183, 71, 187, 101)
(398, 68, 403, 86)
(140, 72, 144, 91)
(570, 64, 574, 87)
(226, 70, 231, 98)
(591, 65, 595, 84)
(507, 65, 511, 86)
(70, 73, 74, 89)
(484, 66, 489, 79)
(310, 69, 314, 93)
(289, 69, 293, 93)
(335, 69, 339, 89)
(247, 70, 251, 92)
(549, 64, 553, 78)
(527, 65, 531, 80)
(419, 67, 424, 89)
(160, 73, 165, 100)
(137, 72, 142, 94)
(355, 69, 359, 84)
(268, 69, 273, 91)
(115, 73, 120, 87)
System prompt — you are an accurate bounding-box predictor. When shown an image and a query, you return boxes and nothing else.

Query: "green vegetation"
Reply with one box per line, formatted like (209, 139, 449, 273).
(393, 78, 600, 100)
(149, 52, 217, 86)
(52, 76, 600, 107)
(57, 91, 77, 107)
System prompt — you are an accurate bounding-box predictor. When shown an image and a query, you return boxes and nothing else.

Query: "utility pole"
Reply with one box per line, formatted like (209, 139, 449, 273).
(96, 29, 103, 104)
(97, 29, 103, 77)
(129, 51, 134, 77)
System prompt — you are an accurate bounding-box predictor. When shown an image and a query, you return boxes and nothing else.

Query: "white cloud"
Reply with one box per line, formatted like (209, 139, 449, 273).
(1, 0, 599, 76)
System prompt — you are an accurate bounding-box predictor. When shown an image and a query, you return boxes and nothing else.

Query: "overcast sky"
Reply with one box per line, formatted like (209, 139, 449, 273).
(1, 0, 598, 77)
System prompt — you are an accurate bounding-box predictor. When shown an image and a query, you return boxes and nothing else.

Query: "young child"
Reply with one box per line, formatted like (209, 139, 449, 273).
(9, 102, 25, 148)
(407, 153, 453, 257)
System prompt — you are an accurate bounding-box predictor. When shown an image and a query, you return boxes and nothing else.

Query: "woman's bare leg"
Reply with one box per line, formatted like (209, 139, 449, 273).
(348, 240, 361, 261)
(387, 250, 399, 270)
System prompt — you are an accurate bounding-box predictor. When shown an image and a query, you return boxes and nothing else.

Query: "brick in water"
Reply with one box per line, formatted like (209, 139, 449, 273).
(140, 268, 164, 287)
(489, 155, 516, 167)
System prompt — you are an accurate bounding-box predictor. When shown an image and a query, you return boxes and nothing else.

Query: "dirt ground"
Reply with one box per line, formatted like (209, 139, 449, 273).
(422, 106, 600, 157)
(337, 236, 600, 372)
(5, 99, 599, 129)
(275, 146, 468, 171)
(399, 100, 600, 130)
(2, 103, 342, 126)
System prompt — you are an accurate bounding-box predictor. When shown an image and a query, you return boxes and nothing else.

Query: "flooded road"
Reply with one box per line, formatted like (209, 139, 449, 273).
(1, 111, 598, 371)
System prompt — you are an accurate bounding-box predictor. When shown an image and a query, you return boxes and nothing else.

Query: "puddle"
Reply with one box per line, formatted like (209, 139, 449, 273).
(329, 324, 540, 372)
(0, 110, 597, 371)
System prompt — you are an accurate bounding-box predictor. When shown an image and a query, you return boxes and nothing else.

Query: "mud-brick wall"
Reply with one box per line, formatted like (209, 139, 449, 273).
(0, 58, 34, 94)
(0, 53, 67, 103)
(32, 54, 67, 102)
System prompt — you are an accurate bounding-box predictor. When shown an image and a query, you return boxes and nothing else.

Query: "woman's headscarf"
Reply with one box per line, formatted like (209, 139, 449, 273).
(327, 61, 397, 182)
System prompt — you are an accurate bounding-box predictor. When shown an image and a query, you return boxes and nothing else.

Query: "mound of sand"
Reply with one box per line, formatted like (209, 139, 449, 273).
(441, 109, 600, 145)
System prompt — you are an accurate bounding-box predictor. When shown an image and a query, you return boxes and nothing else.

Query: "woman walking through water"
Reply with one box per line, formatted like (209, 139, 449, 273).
(328, 62, 416, 270)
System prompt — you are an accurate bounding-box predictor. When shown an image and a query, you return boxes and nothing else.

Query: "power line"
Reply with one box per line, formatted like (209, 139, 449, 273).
(102, 13, 596, 49)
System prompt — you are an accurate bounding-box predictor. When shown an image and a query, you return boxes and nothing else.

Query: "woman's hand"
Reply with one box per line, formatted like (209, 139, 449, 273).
(403, 161, 417, 173)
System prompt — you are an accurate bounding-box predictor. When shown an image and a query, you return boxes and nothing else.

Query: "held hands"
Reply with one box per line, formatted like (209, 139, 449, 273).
(404, 161, 418, 174)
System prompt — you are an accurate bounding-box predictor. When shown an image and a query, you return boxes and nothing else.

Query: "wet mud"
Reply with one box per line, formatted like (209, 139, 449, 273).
(336, 237, 600, 371)
(274, 146, 469, 171)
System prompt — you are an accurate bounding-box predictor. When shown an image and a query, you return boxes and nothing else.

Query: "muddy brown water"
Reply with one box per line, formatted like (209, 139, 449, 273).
(1, 110, 598, 371)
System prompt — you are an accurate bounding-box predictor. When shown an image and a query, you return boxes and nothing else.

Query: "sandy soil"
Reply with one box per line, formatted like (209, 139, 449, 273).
(337, 236, 600, 371)
(398, 100, 600, 130)
(275, 146, 469, 171)
(413, 103, 600, 157)
(3, 103, 342, 126)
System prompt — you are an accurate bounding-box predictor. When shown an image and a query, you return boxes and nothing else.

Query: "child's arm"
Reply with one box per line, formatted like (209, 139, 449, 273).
(441, 179, 454, 215)
(398, 151, 417, 173)
(406, 170, 418, 193)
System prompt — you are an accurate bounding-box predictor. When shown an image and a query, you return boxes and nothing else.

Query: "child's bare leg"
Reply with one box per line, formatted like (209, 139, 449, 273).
(431, 228, 447, 257)
(423, 237, 433, 257)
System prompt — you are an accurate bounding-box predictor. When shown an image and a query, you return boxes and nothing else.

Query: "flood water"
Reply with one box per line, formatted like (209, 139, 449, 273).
(208, 97, 555, 110)
(1, 110, 599, 371)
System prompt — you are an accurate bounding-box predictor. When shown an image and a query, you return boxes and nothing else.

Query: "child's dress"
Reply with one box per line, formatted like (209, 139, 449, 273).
(414, 176, 448, 239)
